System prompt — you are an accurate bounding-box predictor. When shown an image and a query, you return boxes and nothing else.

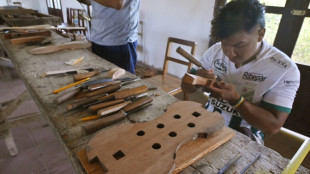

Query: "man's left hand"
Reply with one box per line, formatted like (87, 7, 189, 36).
(205, 81, 240, 105)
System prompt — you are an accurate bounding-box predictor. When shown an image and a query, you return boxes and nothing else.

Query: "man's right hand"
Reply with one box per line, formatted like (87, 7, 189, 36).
(196, 69, 217, 79)
(77, 0, 91, 5)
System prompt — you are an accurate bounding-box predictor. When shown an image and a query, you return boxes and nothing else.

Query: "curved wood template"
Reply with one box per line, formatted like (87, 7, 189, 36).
(86, 101, 225, 174)
(28, 41, 91, 55)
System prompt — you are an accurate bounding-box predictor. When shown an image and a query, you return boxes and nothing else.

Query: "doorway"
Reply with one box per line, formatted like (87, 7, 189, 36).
(46, 0, 63, 22)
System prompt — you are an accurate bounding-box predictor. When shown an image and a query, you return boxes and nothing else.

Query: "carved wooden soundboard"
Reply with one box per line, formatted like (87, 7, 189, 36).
(79, 101, 235, 174)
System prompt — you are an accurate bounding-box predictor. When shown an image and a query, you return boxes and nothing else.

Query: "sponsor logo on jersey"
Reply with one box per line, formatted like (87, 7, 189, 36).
(284, 80, 299, 86)
(209, 98, 241, 117)
(270, 57, 288, 69)
(214, 59, 227, 72)
(242, 72, 267, 82)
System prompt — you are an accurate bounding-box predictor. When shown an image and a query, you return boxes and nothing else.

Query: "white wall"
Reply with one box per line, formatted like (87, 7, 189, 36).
(2, 0, 48, 14)
(1, 0, 215, 78)
(139, 0, 215, 77)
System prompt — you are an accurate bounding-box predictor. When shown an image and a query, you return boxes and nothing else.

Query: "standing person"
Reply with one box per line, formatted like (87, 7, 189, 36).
(181, 0, 300, 144)
(78, 0, 140, 74)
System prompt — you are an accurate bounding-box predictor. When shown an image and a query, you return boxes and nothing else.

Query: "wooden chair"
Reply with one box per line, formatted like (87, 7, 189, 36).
(0, 90, 40, 156)
(57, 8, 88, 37)
(145, 37, 197, 96)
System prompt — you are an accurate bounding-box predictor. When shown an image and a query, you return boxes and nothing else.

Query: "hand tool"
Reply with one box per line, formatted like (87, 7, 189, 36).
(84, 85, 148, 114)
(176, 46, 202, 67)
(66, 80, 140, 110)
(177, 46, 222, 82)
(79, 77, 136, 89)
(97, 101, 132, 117)
(239, 153, 261, 174)
(85, 83, 121, 98)
(218, 154, 242, 174)
(65, 93, 107, 111)
(88, 99, 125, 113)
(73, 69, 111, 81)
(54, 87, 82, 105)
(41, 68, 96, 78)
(82, 96, 153, 134)
(52, 78, 89, 94)
(87, 81, 120, 91)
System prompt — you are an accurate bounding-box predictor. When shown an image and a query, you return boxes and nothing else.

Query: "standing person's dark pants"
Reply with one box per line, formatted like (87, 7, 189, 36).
(91, 41, 137, 74)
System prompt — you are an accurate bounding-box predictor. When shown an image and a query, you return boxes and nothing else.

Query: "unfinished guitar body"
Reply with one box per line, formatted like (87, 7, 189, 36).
(86, 101, 224, 174)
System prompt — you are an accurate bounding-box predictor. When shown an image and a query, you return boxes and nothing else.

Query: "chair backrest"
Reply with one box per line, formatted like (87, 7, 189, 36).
(162, 37, 197, 78)
(66, 8, 87, 35)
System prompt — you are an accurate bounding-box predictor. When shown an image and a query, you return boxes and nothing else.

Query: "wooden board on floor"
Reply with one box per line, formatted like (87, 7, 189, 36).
(78, 110, 235, 174)
(78, 126, 235, 174)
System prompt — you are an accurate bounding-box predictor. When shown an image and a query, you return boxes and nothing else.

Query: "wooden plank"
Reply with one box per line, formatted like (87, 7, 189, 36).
(0, 8, 35, 15)
(85, 101, 225, 174)
(4, 30, 51, 39)
(78, 128, 234, 174)
(10, 36, 45, 45)
(28, 41, 91, 55)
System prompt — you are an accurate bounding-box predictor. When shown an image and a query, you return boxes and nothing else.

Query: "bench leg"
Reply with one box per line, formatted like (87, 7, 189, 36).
(3, 128, 18, 156)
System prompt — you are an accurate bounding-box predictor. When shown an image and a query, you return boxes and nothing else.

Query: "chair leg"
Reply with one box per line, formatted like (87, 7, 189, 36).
(183, 92, 189, 101)
(3, 127, 18, 156)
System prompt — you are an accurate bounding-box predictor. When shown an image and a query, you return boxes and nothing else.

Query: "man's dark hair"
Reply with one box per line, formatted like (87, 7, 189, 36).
(212, 0, 265, 40)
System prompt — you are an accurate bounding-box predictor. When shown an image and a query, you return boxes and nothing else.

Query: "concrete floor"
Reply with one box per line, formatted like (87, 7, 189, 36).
(0, 78, 76, 174)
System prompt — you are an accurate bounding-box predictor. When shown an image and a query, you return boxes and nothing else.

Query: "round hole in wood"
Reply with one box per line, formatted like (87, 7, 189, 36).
(152, 143, 161, 150)
(188, 123, 195, 128)
(157, 123, 165, 128)
(169, 131, 177, 137)
(174, 114, 181, 119)
(136, 130, 145, 136)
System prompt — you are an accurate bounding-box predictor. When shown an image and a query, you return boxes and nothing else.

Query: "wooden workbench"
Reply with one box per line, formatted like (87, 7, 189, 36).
(1, 32, 309, 174)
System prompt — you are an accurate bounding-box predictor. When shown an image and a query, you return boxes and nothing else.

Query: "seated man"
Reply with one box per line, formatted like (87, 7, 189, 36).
(182, 0, 300, 144)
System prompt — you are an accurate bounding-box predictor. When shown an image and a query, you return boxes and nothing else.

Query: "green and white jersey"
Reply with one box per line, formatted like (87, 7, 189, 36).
(201, 40, 300, 140)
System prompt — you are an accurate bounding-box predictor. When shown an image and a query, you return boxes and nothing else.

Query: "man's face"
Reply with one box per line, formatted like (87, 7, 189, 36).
(221, 27, 265, 67)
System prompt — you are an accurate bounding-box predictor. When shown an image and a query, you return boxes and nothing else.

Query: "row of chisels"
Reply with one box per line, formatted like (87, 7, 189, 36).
(52, 72, 155, 135)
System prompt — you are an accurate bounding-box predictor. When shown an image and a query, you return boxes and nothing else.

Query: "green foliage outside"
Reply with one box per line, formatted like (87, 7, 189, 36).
(228, 0, 310, 65)
(261, 0, 310, 65)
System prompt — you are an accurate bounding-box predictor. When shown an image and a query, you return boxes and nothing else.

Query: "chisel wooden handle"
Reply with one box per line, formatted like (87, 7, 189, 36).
(82, 110, 127, 135)
(73, 70, 100, 81)
(66, 94, 105, 111)
(114, 85, 148, 99)
(123, 96, 153, 113)
(83, 97, 153, 135)
(88, 81, 119, 91)
(54, 88, 82, 105)
(97, 101, 131, 117)
(176, 46, 202, 67)
(86, 83, 121, 97)
(89, 99, 125, 113)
